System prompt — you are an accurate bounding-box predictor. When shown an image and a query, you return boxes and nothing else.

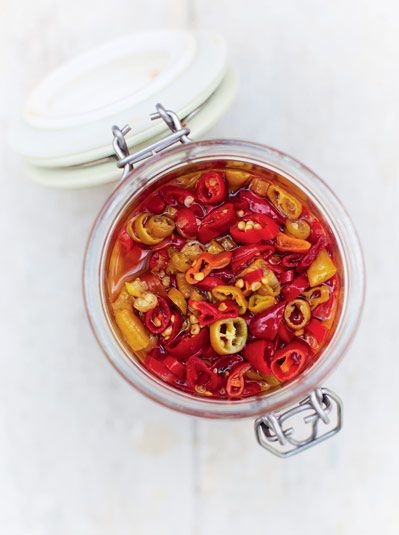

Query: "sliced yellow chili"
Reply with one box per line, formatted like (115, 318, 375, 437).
(133, 292, 158, 312)
(285, 219, 311, 240)
(176, 273, 192, 298)
(284, 299, 311, 330)
(114, 308, 150, 351)
(225, 169, 251, 191)
(259, 269, 281, 297)
(307, 249, 337, 287)
(267, 185, 302, 219)
(145, 214, 175, 239)
(276, 232, 311, 252)
(127, 214, 164, 245)
(303, 285, 330, 309)
(250, 177, 269, 196)
(210, 317, 248, 355)
(206, 240, 225, 254)
(125, 278, 147, 298)
(168, 287, 187, 314)
(248, 294, 276, 313)
(212, 285, 248, 314)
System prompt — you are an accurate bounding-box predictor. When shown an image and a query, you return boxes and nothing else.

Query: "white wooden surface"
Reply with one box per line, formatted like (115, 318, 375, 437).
(1, 1, 398, 534)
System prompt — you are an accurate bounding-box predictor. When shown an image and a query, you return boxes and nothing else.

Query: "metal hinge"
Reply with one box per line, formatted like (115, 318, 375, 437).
(111, 103, 191, 181)
(255, 388, 342, 458)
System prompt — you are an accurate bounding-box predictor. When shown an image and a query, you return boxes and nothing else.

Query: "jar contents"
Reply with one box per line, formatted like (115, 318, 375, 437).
(106, 165, 341, 399)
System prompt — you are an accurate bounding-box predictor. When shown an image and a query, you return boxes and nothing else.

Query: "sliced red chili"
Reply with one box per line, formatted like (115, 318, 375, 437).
(196, 275, 225, 291)
(230, 213, 280, 244)
(281, 253, 304, 268)
(297, 235, 328, 271)
(196, 171, 227, 204)
(281, 274, 309, 301)
(270, 342, 308, 382)
(145, 356, 177, 384)
(149, 249, 169, 272)
(278, 322, 294, 343)
(140, 272, 168, 297)
(237, 190, 286, 224)
(145, 297, 171, 334)
(249, 301, 286, 340)
(189, 300, 240, 326)
(197, 203, 236, 243)
(306, 318, 329, 346)
(175, 208, 198, 239)
(118, 228, 134, 253)
(242, 340, 273, 375)
(165, 328, 209, 359)
(140, 193, 166, 214)
(160, 185, 196, 207)
(226, 363, 252, 398)
(186, 356, 222, 391)
(163, 355, 186, 379)
(278, 269, 294, 285)
(231, 244, 275, 273)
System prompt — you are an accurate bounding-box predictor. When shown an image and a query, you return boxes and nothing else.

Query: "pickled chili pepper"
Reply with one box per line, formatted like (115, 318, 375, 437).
(278, 322, 294, 344)
(118, 228, 134, 253)
(185, 251, 232, 284)
(285, 219, 311, 240)
(196, 275, 224, 291)
(145, 297, 171, 334)
(309, 218, 327, 244)
(140, 272, 168, 297)
(284, 299, 311, 330)
(249, 301, 286, 340)
(186, 356, 222, 391)
(149, 249, 169, 272)
(248, 294, 276, 313)
(174, 207, 198, 238)
(230, 213, 280, 244)
(270, 342, 308, 382)
(197, 203, 236, 243)
(210, 317, 248, 355)
(281, 253, 304, 268)
(211, 285, 248, 314)
(231, 244, 274, 273)
(141, 193, 166, 214)
(278, 269, 294, 285)
(275, 232, 311, 253)
(250, 177, 269, 197)
(160, 185, 196, 207)
(166, 328, 209, 359)
(312, 292, 337, 321)
(189, 299, 240, 326)
(242, 268, 264, 285)
(281, 274, 309, 301)
(133, 292, 158, 312)
(307, 249, 337, 287)
(225, 169, 251, 191)
(168, 288, 187, 314)
(146, 214, 175, 239)
(297, 235, 328, 271)
(303, 285, 330, 309)
(195, 171, 227, 204)
(242, 340, 273, 375)
(165, 310, 183, 342)
(163, 355, 186, 380)
(114, 309, 150, 351)
(258, 268, 281, 297)
(267, 185, 302, 220)
(238, 190, 285, 223)
(145, 356, 177, 384)
(306, 318, 329, 346)
(226, 363, 252, 398)
(127, 214, 165, 245)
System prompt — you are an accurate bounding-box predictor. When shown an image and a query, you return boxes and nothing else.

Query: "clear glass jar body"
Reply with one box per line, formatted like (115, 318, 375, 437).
(83, 139, 365, 419)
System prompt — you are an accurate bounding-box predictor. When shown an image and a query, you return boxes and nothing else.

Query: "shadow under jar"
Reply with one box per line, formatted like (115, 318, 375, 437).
(84, 112, 364, 458)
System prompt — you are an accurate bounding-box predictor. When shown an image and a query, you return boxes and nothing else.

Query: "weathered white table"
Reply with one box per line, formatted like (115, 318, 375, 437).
(0, 1, 398, 533)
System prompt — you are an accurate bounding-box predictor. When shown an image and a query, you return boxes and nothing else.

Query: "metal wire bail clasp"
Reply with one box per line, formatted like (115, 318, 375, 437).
(112, 103, 191, 181)
(255, 388, 343, 458)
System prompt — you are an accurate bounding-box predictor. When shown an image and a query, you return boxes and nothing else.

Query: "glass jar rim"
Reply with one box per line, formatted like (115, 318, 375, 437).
(83, 138, 365, 418)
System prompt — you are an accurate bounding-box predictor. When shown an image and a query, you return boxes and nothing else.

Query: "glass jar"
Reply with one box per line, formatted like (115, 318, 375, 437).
(83, 108, 365, 457)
